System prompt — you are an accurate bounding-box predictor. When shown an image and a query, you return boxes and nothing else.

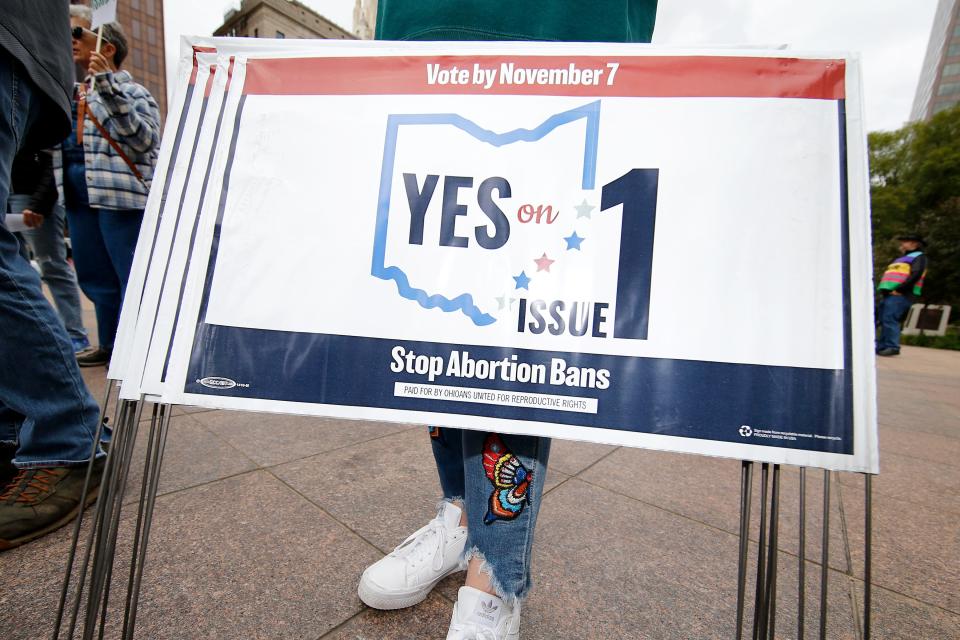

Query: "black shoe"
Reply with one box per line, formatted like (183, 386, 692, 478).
(76, 346, 111, 367)
(0, 457, 106, 551)
(0, 442, 15, 489)
(877, 348, 900, 357)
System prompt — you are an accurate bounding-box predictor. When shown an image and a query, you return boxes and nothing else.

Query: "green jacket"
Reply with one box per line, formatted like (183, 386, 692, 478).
(376, 0, 659, 43)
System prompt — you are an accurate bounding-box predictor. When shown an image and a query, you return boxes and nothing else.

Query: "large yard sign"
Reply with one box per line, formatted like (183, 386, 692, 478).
(120, 40, 878, 473)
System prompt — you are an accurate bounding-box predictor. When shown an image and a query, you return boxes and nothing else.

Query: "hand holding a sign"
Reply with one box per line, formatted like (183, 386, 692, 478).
(87, 50, 115, 77)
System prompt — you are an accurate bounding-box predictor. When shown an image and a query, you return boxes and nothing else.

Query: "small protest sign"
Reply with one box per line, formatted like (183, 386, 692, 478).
(90, 0, 118, 30)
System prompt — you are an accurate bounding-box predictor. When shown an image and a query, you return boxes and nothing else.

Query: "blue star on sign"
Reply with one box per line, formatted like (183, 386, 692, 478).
(513, 271, 531, 290)
(564, 231, 585, 251)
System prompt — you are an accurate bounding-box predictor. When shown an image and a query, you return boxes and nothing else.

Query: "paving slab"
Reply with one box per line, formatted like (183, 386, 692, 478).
(119, 412, 258, 505)
(838, 450, 959, 516)
(0, 511, 88, 639)
(527, 477, 742, 639)
(272, 429, 447, 553)
(733, 558, 960, 640)
(542, 468, 570, 495)
(578, 448, 849, 573)
(876, 424, 960, 468)
(114, 470, 381, 640)
(191, 409, 412, 467)
(877, 345, 960, 375)
(545, 439, 617, 476)
(859, 581, 960, 640)
(518, 479, 858, 639)
(1, 470, 382, 640)
(875, 348, 960, 439)
(839, 475, 960, 615)
(877, 401, 960, 439)
(737, 550, 860, 640)
(322, 592, 454, 640)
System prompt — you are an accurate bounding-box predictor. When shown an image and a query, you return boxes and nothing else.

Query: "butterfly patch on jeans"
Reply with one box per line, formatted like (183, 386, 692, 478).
(481, 434, 532, 524)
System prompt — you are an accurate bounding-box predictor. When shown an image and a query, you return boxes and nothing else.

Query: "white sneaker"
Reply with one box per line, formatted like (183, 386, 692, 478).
(358, 501, 468, 610)
(446, 586, 521, 640)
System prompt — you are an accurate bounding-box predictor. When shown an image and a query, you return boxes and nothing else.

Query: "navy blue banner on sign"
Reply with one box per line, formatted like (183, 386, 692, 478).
(184, 326, 852, 454)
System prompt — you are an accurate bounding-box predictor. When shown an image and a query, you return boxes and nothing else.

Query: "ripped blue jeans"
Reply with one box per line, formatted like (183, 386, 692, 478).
(430, 427, 551, 604)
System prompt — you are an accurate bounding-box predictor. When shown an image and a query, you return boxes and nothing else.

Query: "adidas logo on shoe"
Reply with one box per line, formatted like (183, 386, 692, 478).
(447, 586, 520, 640)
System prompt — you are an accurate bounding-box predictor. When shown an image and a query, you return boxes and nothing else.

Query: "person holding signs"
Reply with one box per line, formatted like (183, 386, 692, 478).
(61, 5, 160, 368)
(357, 2, 659, 638)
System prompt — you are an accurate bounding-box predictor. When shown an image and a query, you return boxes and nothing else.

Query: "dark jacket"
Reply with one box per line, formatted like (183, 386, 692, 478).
(11, 149, 57, 215)
(0, 1, 74, 150)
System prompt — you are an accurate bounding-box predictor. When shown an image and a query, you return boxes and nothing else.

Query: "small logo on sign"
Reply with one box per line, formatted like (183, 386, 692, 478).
(198, 376, 237, 390)
(739, 425, 753, 437)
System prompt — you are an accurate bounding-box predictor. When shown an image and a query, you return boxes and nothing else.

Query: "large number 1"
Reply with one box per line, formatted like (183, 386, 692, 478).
(601, 169, 659, 341)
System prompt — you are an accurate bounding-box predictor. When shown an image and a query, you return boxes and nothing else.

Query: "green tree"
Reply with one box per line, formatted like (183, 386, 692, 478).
(868, 104, 960, 308)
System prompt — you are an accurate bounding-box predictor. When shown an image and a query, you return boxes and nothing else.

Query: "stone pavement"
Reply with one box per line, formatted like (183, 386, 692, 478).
(1, 329, 958, 638)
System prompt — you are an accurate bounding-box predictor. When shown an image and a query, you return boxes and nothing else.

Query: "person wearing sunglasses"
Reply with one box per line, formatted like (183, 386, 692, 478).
(58, 5, 160, 368)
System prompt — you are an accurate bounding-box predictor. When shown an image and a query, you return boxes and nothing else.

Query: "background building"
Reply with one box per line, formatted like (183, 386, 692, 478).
(71, 0, 168, 118)
(911, 0, 960, 121)
(215, 0, 355, 40)
(354, 0, 377, 39)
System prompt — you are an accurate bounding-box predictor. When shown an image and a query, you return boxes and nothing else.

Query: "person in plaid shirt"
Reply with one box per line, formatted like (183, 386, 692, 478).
(63, 5, 160, 367)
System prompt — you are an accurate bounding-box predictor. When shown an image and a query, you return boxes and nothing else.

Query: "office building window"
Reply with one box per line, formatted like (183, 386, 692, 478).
(276, 31, 286, 38)
(938, 81, 960, 96)
(950, 43, 960, 58)
(145, 0, 156, 17)
(933, 100, 958, 114)
(147, 25, 157, 46)
(943, 62, 960, 78)
(131, 18, 141, 39)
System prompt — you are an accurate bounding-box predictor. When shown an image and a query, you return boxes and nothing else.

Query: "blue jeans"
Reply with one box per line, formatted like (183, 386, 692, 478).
(431, 427, 551, 604)
(8, 194, 88, 344)
(64, 203, 143, 350)
(0, 53, 102, 467)
(876, 294, 912, 352)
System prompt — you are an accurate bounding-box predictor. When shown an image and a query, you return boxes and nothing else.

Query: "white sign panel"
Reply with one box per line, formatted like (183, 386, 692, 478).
(142, 43, 876, 473)
(90, 0, 118, 30)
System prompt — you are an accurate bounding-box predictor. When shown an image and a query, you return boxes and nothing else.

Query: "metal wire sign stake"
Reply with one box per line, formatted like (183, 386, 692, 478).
(734, 463, 874, 640)
(52, 389, 173, 640)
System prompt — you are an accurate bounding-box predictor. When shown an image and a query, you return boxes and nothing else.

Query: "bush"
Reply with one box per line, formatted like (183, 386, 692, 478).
(869, 105, 960, 311)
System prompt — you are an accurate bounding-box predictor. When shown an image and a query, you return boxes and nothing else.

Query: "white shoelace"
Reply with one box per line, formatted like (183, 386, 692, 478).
(448, 622, 499, 640)
(389, 515, 448, 573)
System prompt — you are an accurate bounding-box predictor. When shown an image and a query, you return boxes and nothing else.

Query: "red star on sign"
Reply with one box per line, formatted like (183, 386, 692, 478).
(534, 253, 555, 272)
